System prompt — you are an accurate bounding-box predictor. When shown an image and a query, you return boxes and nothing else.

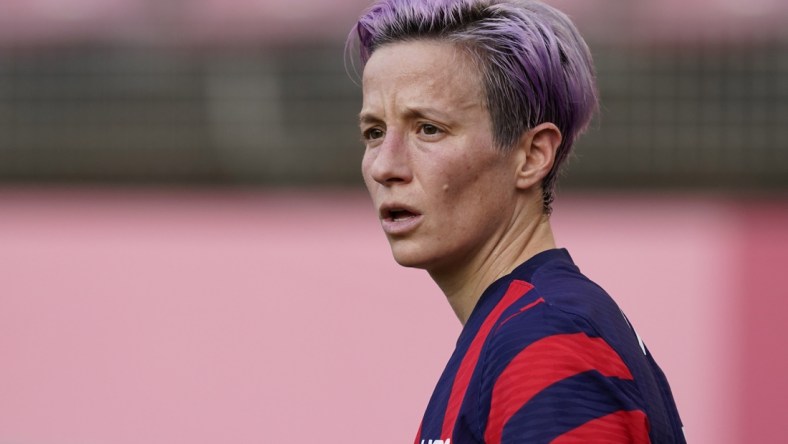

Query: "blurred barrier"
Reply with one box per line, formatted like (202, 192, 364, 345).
(1, 39, 786, 189)
(0, 46, 362, 184)
(0, 1, 787, 189)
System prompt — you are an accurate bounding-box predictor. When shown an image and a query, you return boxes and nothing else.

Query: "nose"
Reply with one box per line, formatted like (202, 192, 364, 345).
(364, 131, 412, 186)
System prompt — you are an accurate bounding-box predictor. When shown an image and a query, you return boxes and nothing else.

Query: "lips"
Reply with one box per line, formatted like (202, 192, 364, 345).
(384, 208, 418, 221)
(379, 204, 423, 235)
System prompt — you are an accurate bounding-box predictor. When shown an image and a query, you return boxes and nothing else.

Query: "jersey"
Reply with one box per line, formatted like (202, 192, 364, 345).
(414, 248, 685, 443)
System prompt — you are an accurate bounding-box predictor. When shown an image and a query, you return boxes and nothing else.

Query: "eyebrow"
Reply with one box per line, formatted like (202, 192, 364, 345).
(358, 112, 382, 126)
(404, 106, 450, 121)
(358, 106, 453, 126)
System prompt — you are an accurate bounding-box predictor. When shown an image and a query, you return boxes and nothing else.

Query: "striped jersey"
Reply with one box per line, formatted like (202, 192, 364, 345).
(415, 248, 685, 443)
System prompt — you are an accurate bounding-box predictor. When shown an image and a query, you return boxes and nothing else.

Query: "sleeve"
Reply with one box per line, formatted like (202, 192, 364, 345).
(480, 304, 651, 444)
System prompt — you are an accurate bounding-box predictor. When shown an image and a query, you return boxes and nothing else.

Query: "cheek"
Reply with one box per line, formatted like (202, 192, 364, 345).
(439, 159, 495, 202)
(361, 152, 375, 189)
(433, 174, 486, 222)
(437, 160, 511, 223)
(360, 149, 370, 173)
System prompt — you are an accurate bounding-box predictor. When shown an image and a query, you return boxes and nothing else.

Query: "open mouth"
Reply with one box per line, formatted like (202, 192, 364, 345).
(385, 208, 419, 222)
(379, 205, 423, 234)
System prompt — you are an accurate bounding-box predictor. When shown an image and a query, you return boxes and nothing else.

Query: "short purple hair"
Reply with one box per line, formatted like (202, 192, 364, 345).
(348, 0, 598, 213)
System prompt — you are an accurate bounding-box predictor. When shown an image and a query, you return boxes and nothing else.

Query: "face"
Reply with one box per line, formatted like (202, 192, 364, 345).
(360, 40, 520, 273)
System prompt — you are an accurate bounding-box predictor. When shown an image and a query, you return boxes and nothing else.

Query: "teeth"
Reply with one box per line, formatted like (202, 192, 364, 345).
(383, 207, 419, 222)
(389, 210, 411, 221)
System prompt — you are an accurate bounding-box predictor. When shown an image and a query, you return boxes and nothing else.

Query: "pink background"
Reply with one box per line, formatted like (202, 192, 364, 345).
(1, 188, 785, 443)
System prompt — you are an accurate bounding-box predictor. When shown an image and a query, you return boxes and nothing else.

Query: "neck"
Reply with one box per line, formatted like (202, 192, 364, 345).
(428, 201, 556, 325)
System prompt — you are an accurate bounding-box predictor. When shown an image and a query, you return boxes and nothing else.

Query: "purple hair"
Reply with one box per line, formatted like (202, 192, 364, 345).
(348, 0, 598, 214)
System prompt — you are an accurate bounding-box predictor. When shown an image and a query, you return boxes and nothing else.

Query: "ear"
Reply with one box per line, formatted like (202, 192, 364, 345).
(513, 122, 563, 190)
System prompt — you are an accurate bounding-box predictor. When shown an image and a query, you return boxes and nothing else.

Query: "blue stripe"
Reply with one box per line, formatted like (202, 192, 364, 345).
(500, 372, 643, 443)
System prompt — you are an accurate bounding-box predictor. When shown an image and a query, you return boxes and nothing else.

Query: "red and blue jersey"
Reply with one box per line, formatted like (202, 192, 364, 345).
(415, 249, 685, 443)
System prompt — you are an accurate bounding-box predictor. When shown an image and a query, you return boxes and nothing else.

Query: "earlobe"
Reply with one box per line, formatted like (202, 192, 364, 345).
(514, 122, 563, 190)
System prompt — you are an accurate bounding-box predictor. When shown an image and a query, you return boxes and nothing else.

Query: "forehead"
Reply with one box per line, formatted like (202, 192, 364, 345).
(361, 40, 484, 108)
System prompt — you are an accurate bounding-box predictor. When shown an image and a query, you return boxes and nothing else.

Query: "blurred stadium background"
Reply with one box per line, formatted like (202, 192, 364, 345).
(0, 0, 786, 443)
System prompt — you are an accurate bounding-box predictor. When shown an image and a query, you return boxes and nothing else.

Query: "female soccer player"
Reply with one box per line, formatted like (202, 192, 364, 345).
(350, 1, 686, 442)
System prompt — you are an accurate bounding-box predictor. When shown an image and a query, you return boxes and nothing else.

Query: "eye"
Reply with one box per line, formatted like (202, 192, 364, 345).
(418, 123, 442, 136)
(362, 127, 385, 142)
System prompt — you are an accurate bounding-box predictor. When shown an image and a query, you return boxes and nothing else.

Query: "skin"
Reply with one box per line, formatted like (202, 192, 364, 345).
(360, 40, 563, 324)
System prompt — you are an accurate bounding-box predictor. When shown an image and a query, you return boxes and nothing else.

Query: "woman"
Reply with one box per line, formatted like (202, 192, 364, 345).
(350, 0, 686, 442)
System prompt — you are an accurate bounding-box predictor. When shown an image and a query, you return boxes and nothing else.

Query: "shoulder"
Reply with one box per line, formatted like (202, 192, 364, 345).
(519, 255, 645, 361)
(476, 282, 650, 443)
(482, 283, 633, 390)
(482, 267, 644, 397)
(486, 258, 633, 357)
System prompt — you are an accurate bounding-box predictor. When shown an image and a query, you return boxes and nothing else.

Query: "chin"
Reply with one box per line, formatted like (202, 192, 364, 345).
(391, 250, 429, 269)
(389, 241, 435, 270)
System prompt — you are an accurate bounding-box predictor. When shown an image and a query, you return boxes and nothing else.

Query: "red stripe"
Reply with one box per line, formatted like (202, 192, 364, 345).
(551, 410, 650, 443)
(413, 421, 422, 444)
(484, 333, 635, 444)
(496, 297, 545, 332)
(439, 280, 534, 440)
